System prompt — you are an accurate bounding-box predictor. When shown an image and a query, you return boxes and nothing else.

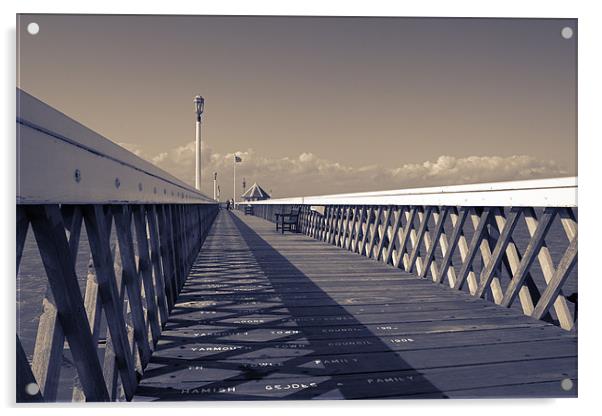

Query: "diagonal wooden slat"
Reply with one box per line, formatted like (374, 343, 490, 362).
(335, 206, 346, 246)
(321, 206, 331, 242)
(358, 206, 374, 255)
(133, 206, 162, 345)
(112, 206, 153, 366)
(558, 207, 577, 242)
(100, 239, 125, 401)
(146, 205, 169, 326)
(436, 207, 469, 285)
(32, 206, 87, 401)
(324, 206, 334, 243)
(454, 208, 491, 291)
(476, 208, 522, 299)
(383, 207, 403, 266)
(316, 207, 324, 240)
(523, 208, 574, 330)
(348, 206, 365, 253)
(501, 208, 557, 308)
(71, 255, 105, 402)
(374, 206, 393, 261)
(491, 210, 539, 314)
(165, 206, 183, 292)
(83, 205, 137, 400)
(156, 205, 177, 309)
(306, 209, 314, 237)
(328, 206, 339, 244)
(393, 207, 417, 269)
(345, 206, 359, 250)
(420, 206, 449, 279)
(532, 234, 578, 322)
(432, 208, 454, 284)
(26, 204, 110, 401)
(407, 206, 433, 274)
(339, 206, 351, 247)
(365, 206, 383, 258)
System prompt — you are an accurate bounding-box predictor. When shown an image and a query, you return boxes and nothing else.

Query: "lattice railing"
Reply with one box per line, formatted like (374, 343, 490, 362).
(17, 204, 217, 402)
(16, 89, 219, 402)
(247, 178, 578, 332)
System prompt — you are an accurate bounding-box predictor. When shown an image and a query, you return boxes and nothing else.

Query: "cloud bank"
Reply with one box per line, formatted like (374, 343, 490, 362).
(118, 141, 569, 200)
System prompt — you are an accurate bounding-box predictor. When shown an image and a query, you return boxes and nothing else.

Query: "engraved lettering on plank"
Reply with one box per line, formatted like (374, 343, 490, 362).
(328, 340, 372, 346)
(322, 327, 363, 333)
(313, 358, 360, 365)
(265, 382, 318, 391)
(240, 362, 284, 368)
(190, 345, 246, 352)
(366, 376, 415, 384)
(271, 330, 300, 335)
(180, 387, 236, 394)
(233, 319, 265, 324)
(389, 338, 415, 343)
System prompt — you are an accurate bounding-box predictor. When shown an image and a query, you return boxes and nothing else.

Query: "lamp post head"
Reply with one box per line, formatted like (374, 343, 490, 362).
(213, 172, 217, 180)
(194, 95, 205, 122)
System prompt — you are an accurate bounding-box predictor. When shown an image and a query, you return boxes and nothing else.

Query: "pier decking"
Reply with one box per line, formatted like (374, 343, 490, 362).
(134, 210, 577, 400)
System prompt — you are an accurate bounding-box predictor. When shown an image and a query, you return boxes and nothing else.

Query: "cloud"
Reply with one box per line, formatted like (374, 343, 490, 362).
(131, 140, 569, 200)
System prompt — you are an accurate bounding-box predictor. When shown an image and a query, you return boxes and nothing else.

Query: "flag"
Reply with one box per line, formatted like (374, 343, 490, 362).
(235, 155, 242, 163)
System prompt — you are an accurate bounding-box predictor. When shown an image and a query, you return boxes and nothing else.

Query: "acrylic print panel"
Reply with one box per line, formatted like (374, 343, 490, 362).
(16, 14, 577, 402)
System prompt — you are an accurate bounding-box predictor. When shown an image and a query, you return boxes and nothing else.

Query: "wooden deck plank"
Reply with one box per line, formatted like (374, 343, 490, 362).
(134, 211, 577, 401)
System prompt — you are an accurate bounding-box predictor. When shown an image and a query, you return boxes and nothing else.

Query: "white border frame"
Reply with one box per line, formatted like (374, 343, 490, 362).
(2, 1, 599, 414)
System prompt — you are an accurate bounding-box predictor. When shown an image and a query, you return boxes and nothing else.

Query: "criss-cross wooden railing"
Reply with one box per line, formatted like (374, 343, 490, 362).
(246, 177, 578, 332)
(16, 89, 218, 402)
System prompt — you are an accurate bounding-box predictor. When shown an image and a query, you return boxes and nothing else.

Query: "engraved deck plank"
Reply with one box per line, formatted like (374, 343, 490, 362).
(134, 211, 577, 401)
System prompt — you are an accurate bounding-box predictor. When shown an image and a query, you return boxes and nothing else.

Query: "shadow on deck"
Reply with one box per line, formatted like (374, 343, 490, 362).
(134, 210, 577, 401)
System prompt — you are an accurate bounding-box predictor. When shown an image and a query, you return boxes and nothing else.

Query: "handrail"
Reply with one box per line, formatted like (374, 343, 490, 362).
(245, 176, 577, 207)
(17, 88, 214, 204)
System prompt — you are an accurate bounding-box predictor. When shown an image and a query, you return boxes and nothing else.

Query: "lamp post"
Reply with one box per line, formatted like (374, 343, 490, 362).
(193, 95, 205, 191)
(233, 154, 242, 208)
(213, 172, 218, 201)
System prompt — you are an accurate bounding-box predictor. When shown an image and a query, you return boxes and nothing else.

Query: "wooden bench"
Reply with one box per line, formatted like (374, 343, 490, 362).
(275, 207, 300, 234)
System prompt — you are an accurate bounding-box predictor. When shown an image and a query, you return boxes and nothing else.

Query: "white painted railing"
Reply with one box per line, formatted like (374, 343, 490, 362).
(245, 177, 577, 207)
(17, 88, 214, 205)
(247, 177, 578, 332)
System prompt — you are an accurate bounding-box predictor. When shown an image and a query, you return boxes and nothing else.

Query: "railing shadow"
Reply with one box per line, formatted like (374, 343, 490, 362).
(134, 211, 445, 400)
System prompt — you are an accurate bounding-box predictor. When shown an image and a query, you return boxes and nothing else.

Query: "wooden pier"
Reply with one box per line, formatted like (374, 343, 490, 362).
(16, 89, 578, 402)
(134, 210, 576, 400)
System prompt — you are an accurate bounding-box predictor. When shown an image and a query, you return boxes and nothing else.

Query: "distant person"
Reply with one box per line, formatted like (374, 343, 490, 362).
(225, 200, 230, 211)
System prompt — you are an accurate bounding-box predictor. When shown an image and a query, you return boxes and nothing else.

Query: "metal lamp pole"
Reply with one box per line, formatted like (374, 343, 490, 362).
(233, 155, 236, 208)
(213, 172, 218, 201)
(193, 95, 205, 191)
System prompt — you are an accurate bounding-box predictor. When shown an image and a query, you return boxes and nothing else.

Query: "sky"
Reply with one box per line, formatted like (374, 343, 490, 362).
(17, 15, 577, 200)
